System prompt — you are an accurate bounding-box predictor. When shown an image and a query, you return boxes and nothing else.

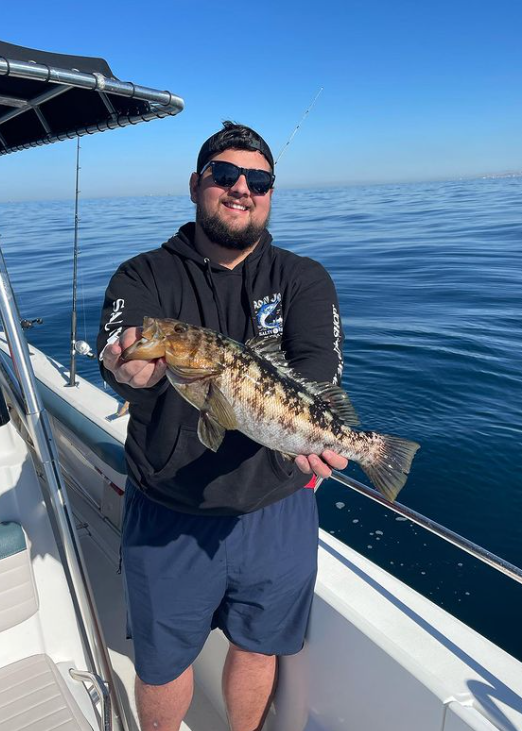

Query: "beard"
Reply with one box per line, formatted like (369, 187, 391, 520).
(196, 204, 269, 251)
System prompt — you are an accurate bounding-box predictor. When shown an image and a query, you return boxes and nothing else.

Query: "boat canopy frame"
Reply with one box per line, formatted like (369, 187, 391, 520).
(0, 40, 184, 155)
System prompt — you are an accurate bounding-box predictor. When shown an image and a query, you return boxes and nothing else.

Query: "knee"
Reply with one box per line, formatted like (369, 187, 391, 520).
(134, 668, 194, 731)
(228, 643, 276, 665)
(135, 665, 194, 699)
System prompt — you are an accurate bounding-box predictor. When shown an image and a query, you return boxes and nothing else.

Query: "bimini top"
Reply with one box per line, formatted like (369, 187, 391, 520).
(0, 40, 184, 156)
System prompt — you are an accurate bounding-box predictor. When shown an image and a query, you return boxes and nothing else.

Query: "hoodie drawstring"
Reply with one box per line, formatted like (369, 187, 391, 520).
(243, 258, 259, 339)
(204, 258, 227, 334)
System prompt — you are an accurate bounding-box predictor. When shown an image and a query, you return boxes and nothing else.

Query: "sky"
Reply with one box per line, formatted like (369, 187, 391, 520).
(1, 0, 522, 201)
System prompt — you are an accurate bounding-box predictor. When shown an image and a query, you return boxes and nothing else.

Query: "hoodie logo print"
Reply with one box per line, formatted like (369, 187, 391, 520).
(99, 298, 125, 360)
(253, 293, 283, 336)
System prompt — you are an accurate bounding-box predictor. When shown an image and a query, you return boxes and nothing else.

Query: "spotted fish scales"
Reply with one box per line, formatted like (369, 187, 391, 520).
(123, 317, 420, 501)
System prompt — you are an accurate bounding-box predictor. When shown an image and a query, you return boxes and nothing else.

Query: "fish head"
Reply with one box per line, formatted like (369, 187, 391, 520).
(121, 317, 169, 361)
(123, 317, 222, 377)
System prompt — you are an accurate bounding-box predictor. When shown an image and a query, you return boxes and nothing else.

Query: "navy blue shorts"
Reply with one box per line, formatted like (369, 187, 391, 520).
(121, 481, 318, 685)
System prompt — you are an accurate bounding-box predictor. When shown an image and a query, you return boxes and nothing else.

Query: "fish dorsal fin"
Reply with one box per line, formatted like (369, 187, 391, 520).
(245, 335, 297, 376)
(246, 334, 283, 356)
(311, 382, 360, 426)
(245, 339, 356, 424)
(246, 335, 358, 424)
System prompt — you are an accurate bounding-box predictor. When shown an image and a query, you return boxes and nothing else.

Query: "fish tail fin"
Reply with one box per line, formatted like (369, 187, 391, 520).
(359, 436, 420, 501)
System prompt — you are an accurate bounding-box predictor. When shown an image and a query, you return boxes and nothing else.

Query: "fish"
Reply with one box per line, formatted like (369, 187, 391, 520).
(122, 317, 420, 501)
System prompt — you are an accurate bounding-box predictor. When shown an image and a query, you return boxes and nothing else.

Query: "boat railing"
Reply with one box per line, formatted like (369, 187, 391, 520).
(329, 470, 522, 586)
(0, 251, 128, 731)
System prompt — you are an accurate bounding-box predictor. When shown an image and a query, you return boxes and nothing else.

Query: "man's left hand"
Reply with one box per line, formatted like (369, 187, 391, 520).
(295, 450, 348, 479)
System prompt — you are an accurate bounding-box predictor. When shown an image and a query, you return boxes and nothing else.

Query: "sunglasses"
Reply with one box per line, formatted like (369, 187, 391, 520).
(200, 160, 275, 195)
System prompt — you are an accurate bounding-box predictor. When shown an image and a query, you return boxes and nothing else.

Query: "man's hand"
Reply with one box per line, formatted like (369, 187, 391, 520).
(295, 450, 348, 479)
(102, 327, 167, 389)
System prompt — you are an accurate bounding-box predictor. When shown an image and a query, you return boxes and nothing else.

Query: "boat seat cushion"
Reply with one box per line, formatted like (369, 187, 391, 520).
(0, 654, 93, 731)
(0, 522, 38, 632)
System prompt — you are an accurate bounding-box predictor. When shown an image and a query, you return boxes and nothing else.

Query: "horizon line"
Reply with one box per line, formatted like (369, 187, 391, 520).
(1, 170, 521, 205)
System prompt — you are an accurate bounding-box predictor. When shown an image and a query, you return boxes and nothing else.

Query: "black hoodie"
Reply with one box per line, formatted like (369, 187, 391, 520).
(97, 223, 344, 515)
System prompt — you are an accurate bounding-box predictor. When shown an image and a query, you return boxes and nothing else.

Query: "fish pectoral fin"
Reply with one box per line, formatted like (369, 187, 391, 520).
(206, 382, 238, 430)
(197, 382, 237, 451)
(197, 411, 226, 452)
(312, 382, 360, 426)
(167, 364, 223, 384)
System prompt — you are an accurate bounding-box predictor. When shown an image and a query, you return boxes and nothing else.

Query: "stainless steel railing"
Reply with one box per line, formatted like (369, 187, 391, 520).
(0, 249, 128, 731)
(329, 470, 522, 586)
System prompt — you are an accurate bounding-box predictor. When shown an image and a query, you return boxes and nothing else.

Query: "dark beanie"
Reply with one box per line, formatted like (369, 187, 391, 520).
(197, 121, 274, 173)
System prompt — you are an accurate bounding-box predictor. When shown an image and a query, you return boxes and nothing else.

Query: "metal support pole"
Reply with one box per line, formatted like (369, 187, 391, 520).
(330, 470, 522, 586)
(0, 247, 128, 731)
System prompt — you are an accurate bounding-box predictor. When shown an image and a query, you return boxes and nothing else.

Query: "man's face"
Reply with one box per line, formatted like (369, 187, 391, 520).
(190, 148, 273, 250)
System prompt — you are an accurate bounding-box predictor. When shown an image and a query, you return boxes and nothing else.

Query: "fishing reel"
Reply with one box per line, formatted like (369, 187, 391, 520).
(20, 318, 43, 329)
(74, 340, 95, 359)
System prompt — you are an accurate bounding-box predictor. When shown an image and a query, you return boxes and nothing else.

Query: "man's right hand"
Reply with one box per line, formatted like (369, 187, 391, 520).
(101, 327, 167, 389)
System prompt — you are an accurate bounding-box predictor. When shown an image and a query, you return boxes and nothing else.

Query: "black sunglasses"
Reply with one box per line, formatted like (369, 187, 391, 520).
(200, 160, 275, 195)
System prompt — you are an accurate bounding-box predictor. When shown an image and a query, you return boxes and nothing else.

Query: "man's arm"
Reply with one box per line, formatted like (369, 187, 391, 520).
(97, 259, 168, 403)
(283, 258, 348, 478)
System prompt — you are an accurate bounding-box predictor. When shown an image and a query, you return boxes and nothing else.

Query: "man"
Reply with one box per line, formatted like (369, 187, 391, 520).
(98, 121, 347, 731)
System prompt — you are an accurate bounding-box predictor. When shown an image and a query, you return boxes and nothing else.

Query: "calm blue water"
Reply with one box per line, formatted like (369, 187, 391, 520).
(1, 177, 521, 659)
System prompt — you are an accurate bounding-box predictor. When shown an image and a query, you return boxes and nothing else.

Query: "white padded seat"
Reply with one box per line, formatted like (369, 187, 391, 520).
(0, 654, 93, 731)
(0, 529, 39, 632)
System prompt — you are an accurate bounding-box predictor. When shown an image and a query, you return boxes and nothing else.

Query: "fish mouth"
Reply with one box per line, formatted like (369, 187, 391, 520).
(122, 318, 166, 361)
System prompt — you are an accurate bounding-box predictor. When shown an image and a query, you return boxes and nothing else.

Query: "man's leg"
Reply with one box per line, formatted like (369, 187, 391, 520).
(135, 666, 194, 731)
(223, 644, 277, 731)
(122, 483, 231, 729)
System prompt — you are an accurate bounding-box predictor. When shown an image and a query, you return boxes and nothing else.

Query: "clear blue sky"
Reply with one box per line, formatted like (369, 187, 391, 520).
(2, 0, 522, 201)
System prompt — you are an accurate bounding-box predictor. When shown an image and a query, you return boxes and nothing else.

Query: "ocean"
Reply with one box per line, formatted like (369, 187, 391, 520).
(1, 176, 521, 660)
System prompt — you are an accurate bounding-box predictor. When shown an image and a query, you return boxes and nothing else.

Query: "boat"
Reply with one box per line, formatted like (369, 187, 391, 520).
(1, 39, 522, 731)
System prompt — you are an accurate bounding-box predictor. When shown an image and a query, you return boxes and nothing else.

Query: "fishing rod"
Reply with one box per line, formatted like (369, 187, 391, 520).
(68, 137, 94, 387)
(68, 137, 81, 387)
(275, 87, 323, 166)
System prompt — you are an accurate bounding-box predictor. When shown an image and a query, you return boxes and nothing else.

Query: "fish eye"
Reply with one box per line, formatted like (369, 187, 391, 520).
(174, 324, 188, 334)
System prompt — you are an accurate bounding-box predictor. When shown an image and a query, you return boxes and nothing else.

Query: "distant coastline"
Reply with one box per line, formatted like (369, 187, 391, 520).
(476, 171, 522, 180)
